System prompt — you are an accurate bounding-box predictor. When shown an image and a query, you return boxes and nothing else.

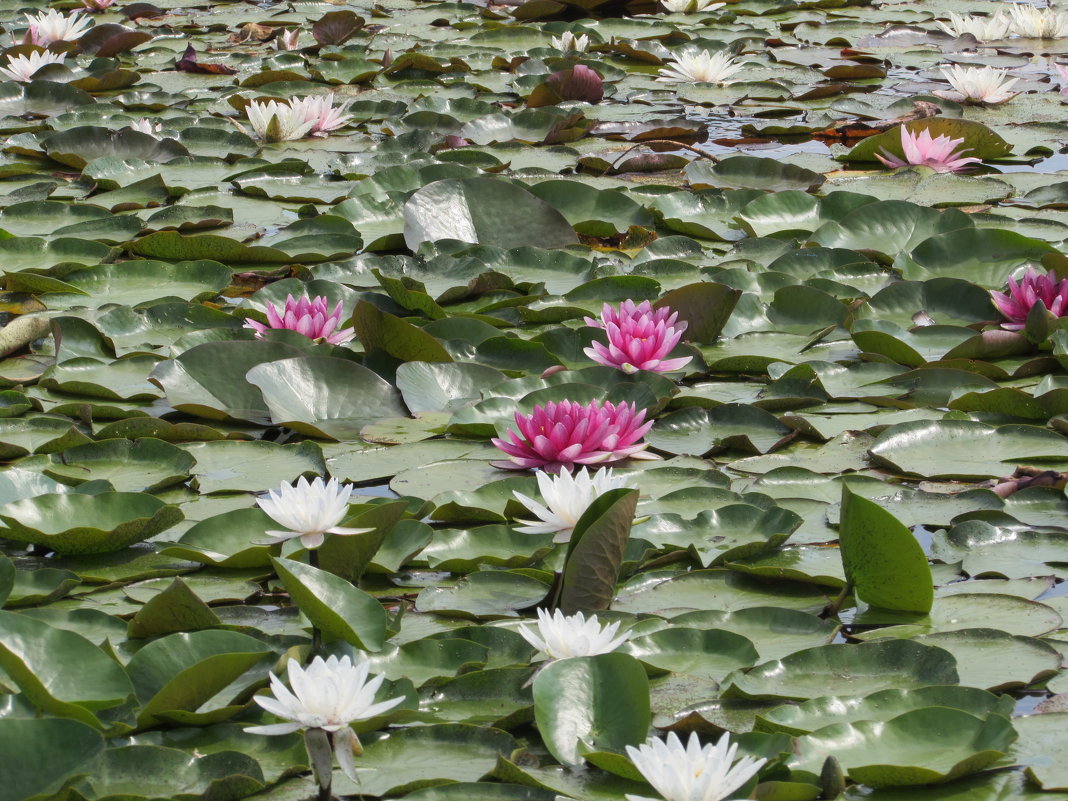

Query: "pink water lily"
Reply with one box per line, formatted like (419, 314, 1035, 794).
(585, 299, 691, 374)
(492, 399, 657, 472)
(990, 268, 1068, 330)
(875, 126, 982, 174)
(287, 95, 352, 136)
(244, 294, 356, 344)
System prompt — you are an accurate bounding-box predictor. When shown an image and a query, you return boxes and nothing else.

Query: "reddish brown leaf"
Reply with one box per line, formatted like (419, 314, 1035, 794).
(175, 44, 237, 75)
(312, 10, 364, 46)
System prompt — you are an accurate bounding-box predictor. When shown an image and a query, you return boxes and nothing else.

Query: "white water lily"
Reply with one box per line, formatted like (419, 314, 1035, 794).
(625, 731, 767, 801)
(255, 475, 371, 549)
(274, 29, 300, 50)
(936, 11, 1010, 41)
(247, 655, 404, 779)
(1008, 4, 1068, 39)
(0, 50, 66, 82)
(24, 9, 92, 45)
(517, 608, 630, 659)
(245, 99, 317, 142)
(938, 64, 1019, 104)
(661, 0, 725, 13)
(657, 50, 742, 84)
(513, 467, 632, 543)
(129, 118, 162, 136)
(550, 31, 590, 52)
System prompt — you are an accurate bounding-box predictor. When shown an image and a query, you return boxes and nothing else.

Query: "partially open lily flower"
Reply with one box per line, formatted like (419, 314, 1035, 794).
(245, 99, 316, 142)
(657, 50, 741, 84)
(550, 31, 589, 52)
(513, 467, 633, 542)
(491, 399, 657, 472)
(0, 50, 66, 82)
(990, 267, 1068, 330)
(661, 0, 725, 13)
(937, 64, 1019, 105)
(937, 11, 1010, 41)
(287, 95, 352, 136)
(255, 476, 371, 549)
(244, 294, 356, 344)
(274, 29, 300, 50)
(129, 118, 162, 137)
(517, 608, 630, 659)
(625, 731, 767, 801)
(1054, 62, 1068, 95)
(585, 299, 691, 374)
(24, 9, 92, 45)
(1009, 4, 1068, 39)
(875, 126, 982, 174)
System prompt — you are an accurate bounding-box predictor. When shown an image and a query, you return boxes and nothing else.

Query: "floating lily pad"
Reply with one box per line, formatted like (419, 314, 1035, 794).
(0, 491, 183, 554)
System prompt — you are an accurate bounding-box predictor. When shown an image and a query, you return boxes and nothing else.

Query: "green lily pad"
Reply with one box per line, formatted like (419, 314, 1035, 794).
(0, 491, 183, 554)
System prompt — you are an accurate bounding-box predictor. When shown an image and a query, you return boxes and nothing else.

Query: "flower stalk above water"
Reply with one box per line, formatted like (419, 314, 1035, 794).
(248, 655, 404, 799)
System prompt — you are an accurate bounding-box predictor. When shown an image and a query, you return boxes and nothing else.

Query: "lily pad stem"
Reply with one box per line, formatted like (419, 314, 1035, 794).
(825, 579, 854, 618)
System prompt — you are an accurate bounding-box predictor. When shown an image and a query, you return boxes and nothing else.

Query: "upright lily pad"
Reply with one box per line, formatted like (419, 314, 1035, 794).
(533, 653, 650, 766)
(839, 486, 933, 613)
(246, 356, 408, 440)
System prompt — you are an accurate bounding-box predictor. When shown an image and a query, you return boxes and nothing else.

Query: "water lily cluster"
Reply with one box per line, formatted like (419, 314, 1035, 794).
(937, 6, 1068, 39)
(242, 96, 353, 142)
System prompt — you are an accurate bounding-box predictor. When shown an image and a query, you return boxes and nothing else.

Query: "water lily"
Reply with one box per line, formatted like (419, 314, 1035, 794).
(287, 95, 352, 136)
(875, 126, 982, 174)
(550, 31, 590, 52)
(585, 299, 692, 374)
(245, 99, 316, 142)
(517, 608, 629, 659)
(513, 467, 633, 542)
(1009, 4, 1068, 39)
(625, 731, 767, 801)
(936, 11, 1010, 41)
(938, 64, 1019, 104)
(0, 50, 65, 82)
(661, 0, 725, 12)
(1054, 62, 1068, 94)
(129, 118, 162, 136)
(275, 29, 300, 50)
(657, 50, 741, 84)
(81, 0, 116, 10)
(990, 267, 1068, 330)
(255, 476, 371, 549)
(491, 399, 657, 472)
(248, 655, 404, 782)
(24, 9, 92, 45)
(244, 294, 356, 345)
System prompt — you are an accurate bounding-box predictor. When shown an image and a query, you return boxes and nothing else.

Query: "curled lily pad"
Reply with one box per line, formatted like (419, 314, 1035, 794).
(0, 491, 183, 554)
(791, 707, 1016, 788)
